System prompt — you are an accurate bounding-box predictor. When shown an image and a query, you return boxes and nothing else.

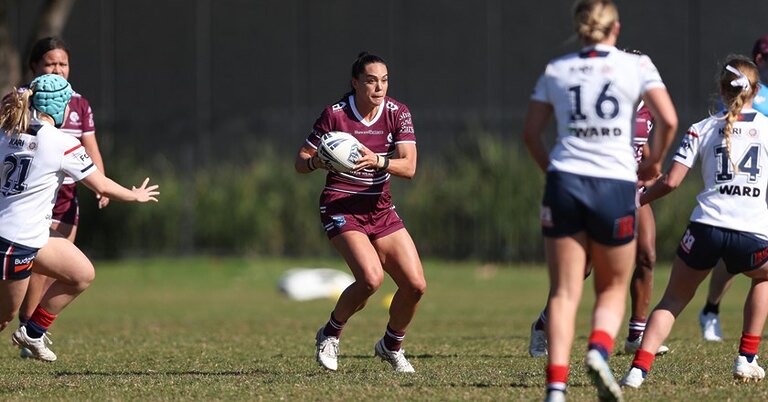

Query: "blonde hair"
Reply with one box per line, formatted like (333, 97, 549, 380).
(0, 88, 33, 136)
(719, 55, 759, 170)
(573, 0, 619, 45)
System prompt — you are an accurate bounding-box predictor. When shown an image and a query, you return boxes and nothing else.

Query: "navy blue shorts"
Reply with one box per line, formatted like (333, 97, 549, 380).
(676, 222, 768, 274)
(541, 171, 637, 246)
(0, 237, 37, 280)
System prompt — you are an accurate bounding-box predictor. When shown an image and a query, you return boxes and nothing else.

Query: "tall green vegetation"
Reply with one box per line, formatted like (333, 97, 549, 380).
(77, 136, 699, 262)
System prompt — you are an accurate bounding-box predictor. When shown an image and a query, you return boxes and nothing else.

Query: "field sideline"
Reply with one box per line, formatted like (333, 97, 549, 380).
(0, 257, 764, 401)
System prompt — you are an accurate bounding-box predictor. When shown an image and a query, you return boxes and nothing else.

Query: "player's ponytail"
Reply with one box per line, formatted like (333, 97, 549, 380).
(719, 55, 759, 171)
(0, 88, 33, 136)
(573, 0, 618, 45)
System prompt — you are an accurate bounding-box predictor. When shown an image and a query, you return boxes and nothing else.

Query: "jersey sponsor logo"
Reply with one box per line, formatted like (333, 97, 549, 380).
(718, 185, 761, 197)
(540, 205, 553, 228)
(385, 101, 398, 111)
(719, 127, 744, 135)
(569, 65, 594, 75)
(680, 229, 695, 253)
(752, 247, 768, 267)
(332, 102, 347, 112)
(69, 111, 80, 123)
(331, 215, 346, 228)
(354, 129, 385, 135)
(568, 126, 622, 138)
(675, 138, 693, 159)
(14, 255, 34, 266)
(387, 133, 393, 143)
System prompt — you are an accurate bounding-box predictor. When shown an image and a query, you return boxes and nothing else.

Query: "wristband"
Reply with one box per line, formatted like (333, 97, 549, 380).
(306, 156, 316, 171)
(381, 156, 389, 170)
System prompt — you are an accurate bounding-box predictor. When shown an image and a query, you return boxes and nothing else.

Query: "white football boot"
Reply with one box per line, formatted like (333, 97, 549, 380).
(733, 355, 765, 381)
(623, 335, 669, 355)
(529, 321, 548, 357)
(620, 367, 646, 389)
(699, 311, 723, 342)
(374, 339, 415, 373)
(11, 326, 56, 362)
(315, 328, 339, 371)
(585, 349, 623, 402)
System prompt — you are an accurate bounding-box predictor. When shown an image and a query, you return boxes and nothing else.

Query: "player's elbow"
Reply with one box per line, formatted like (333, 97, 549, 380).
(401, 164, 417, 179)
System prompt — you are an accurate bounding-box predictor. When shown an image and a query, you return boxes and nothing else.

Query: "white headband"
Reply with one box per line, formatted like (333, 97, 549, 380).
(726, 65, 751, 91)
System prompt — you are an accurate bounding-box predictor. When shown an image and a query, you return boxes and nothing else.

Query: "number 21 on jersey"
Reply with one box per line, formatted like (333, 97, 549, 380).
(1, 154, 32, 196)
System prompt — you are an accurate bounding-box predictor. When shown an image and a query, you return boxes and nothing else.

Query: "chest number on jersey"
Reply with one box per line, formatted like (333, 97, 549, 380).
(1, 155, 32, 196)
(715, 144, 761, 183)
(568, 82, 619, 121)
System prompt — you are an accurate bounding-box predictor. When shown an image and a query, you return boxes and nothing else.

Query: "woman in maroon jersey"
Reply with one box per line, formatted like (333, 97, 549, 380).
(295, 52, 425, 373)
(17, 37, 109, 359)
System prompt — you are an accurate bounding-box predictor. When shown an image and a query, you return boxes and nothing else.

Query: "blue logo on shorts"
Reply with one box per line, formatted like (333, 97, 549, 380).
(331, 215, 347, 228)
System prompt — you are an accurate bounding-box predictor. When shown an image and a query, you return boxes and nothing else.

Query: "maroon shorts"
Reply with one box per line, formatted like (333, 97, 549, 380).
(319, 190, 405, 240)
(52, 183, 79, 226)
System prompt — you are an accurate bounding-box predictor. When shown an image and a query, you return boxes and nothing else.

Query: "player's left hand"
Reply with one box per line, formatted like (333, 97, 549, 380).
(637, 159, 662, 182)
(353, 145, 379, 171)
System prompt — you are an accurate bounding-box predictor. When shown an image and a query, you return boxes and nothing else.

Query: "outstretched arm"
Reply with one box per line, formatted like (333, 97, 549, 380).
(639, 161, 689, 206)
(80, 170, 159, 203)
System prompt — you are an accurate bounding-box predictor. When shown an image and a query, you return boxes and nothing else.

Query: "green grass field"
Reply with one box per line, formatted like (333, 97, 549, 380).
(0, 257, 765, 401)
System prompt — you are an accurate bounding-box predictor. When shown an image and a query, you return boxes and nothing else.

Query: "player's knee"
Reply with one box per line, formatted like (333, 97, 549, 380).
(405, 280, 426, 300)
(71, 266, 95, 292)
(359, 273, 384, 295)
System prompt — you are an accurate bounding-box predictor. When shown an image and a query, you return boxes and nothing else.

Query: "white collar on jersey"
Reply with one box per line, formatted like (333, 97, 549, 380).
(349, 95, 384, 127)
(581, 43, 617, 52)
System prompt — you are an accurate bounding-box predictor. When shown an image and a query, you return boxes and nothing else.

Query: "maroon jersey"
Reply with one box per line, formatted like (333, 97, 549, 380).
(634, 103, 653, 163)
(60, 90, 95, 138)
(60, 90, 95, 184)
(306, 95, 416, 195)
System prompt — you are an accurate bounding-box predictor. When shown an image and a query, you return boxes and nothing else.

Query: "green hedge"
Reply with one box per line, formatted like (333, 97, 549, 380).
(76, 137, 700, 262)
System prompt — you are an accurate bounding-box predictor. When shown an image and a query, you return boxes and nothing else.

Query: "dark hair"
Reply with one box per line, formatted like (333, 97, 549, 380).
(28, 37, 70, 71)
(752, 35, 768, 61)
(344, 52, 387, 97)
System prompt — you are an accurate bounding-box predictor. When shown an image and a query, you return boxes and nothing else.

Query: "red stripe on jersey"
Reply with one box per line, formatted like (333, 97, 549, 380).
(63, 145, 82, 155)
(686, 130, 699, 138)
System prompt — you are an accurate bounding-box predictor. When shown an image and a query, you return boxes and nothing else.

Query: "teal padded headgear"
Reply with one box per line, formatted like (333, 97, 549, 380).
(30, 74, 72, 127)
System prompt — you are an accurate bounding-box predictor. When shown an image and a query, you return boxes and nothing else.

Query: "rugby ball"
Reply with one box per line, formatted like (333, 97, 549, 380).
(317, 131, 361, 172)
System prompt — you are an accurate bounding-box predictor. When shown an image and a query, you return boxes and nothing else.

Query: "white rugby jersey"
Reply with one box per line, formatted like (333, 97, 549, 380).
(0, 118, 96, 248)
(531, 44, 666, 182)
(673, 109, 768, 238)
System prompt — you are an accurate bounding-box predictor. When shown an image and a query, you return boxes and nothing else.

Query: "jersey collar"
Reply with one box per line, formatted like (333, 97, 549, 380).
(349, 95, 384, 127)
